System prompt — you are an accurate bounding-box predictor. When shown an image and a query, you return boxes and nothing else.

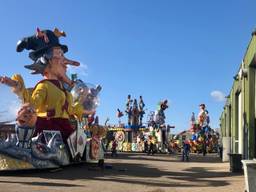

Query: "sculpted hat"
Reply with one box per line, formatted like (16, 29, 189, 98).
(16, 28, 67, 74)
(199, 103, 206, 108)
(17, 27, 67, 60)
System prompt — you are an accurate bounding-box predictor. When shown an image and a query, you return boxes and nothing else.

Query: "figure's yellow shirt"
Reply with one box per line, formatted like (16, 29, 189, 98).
(12, 74, 83, 120)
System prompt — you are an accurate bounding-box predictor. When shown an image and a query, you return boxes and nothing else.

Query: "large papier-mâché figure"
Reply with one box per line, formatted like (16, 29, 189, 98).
(0, 28, 95, 169)
(153, 99, 168, 126)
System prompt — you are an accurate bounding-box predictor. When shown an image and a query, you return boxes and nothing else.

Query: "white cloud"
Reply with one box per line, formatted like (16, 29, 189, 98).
(67, 62, 88, 79)
(210, 90, 226, 102)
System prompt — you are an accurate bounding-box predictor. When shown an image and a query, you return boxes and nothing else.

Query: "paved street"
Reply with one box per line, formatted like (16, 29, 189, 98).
(0, 153, 244, 192)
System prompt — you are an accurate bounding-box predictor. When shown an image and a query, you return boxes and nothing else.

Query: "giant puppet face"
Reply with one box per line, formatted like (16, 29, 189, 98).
(16, 103, 37, 128)
(47, 47, 80, 86)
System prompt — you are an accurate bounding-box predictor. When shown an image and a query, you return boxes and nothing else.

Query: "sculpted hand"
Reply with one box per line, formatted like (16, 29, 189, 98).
(0, 76, 18, 87)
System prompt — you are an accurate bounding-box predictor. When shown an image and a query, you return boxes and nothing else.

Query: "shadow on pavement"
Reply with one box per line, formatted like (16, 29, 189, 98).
(0, 152, 238, 189)
(0, 180, 82, 187)
(108, 152, 223, 163)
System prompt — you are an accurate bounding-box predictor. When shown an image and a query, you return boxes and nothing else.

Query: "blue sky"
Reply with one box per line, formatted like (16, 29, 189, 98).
(0, 0, 255, 133)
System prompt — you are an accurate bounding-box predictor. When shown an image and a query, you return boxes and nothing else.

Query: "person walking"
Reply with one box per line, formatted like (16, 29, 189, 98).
(111, 139, 118, 157)
(147, 135, 155, 155)
(182, 140, 190, 162)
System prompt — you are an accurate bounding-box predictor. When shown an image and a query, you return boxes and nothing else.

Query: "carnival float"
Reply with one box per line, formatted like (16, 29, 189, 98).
(0, 28, 107, 171)
(171, 104, 219, 154)
(106, 95, 174, 153)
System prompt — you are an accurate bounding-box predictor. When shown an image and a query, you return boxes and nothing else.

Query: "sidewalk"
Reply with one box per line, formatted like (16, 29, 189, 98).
(105, 152, 245, 192)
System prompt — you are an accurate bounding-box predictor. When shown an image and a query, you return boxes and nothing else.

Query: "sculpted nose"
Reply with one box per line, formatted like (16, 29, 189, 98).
(63, 58, 80, 66)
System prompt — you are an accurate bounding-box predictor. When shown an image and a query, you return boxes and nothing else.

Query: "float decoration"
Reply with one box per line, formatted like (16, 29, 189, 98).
(123, 95, 146, 129)
(176, 104, 220, 154)
(84, 116, 107, 161)
(107, 96, 174, 153)
(0, 28, 104, 170)
(71, 79, 101, 113)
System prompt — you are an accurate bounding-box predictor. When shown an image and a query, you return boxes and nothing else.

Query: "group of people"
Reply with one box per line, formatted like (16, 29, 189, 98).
(143, 135, 157, 155)
(109, 133, 157, 157)
(111, 103, 213, 161)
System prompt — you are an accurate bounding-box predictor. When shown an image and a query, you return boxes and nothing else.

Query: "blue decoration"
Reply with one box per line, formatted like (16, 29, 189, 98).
(15, 124, 34, 148)
(192, 134, 197, 141)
